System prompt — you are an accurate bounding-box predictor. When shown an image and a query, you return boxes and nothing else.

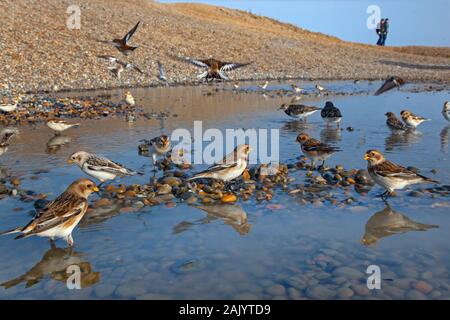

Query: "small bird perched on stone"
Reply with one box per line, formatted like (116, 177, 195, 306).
(385, 112, 408, 132)
(188, 145, 252, 182)
(321, 101, 342, 127)
(139, 135, 171, 170)
(173, 56, 251, 81)
(400, 110, 430, 129)
(68, 151, 137, 185)
(442, 101, 450, 122)
(374, 76, 405, 96)
(364, 149, 438, 199)
(111, 21, 140, 55)
(296, 133, 340, 169)
(0, 179, 99, 246)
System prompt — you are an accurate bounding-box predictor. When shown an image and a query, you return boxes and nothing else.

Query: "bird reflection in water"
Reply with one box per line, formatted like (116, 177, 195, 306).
(361, 204, 438, 246)
(384, 129, 422, 151)
(46, 135, 72, 154)
(440, 125, 449, 153)
(173, 204, 251, 236)
(320, 127, 342, 144)
(281, 120, 315, 134)
(1, 244, 100, 289)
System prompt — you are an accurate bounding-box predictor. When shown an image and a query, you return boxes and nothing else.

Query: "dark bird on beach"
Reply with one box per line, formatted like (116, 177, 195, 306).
(321, 101, 343, 127)
(374, 76, 405, 96)
(173, 56, 252, 81)
(279, 103, 321, 121)
(97, 55, 143, 80)
(111, 21, 140, 55)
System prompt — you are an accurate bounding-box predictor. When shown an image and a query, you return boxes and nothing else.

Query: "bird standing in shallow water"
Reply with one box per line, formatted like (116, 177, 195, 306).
(296, 133, 340, 170)
(364, 149, 438, 199)
(385, 112, 408, 132)
(400, 110, 430, 129)
(259, 81, 269, 90)
(442, 101, 450, 122)
(321, 101, 342, 127)
(0, 179, 99, 247)
(46, 119, 80, 135)
(291, 84, 303, 93)
(280, 103, 321, 121)
(140, 135, 171, 171)
(125, 91, 135, 107)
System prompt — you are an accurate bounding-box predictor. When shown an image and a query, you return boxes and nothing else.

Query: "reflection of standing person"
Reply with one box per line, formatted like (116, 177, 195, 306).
(380, 18, 389, 46)
(376, 19, 384, 45)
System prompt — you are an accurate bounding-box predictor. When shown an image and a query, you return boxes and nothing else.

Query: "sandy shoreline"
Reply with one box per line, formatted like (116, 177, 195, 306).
(1, 0, 449, 94)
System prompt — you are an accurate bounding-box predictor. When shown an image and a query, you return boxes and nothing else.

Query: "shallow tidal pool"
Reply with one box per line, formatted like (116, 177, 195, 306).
(0, 81, 449, 299)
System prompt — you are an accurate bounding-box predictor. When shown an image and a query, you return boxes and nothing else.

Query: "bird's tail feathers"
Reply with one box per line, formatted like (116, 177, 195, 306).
(0, 227, 22, 236)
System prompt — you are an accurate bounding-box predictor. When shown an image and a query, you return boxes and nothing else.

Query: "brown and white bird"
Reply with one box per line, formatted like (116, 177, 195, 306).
(321, 101, 343, 127)
(124, 91, 135, 107)
(291, 84, 303, 93)
(259, 81, 269, 90)
(0, 179, 99, 246)
(279, 103, 321, 121)
(174, 56, 251, 81)
(111, 21, 140, 55)
(442, 101, 450, 122)
(385, 112, 408, 132)
(188, 144, 252, 182)
(0, 97, 21, 113)
(364, 149, 438, 198)
(139, 135, 171, 169)
(361, 204, 438, 246)
(400, 110, 430, 128)
(374, 76, 405, 96)
(46, 119, 80, 134)
(97, 55, 143, 80)
(296, 133, 340, 169)
(315, 84, 325, 92)
(68, 151, 137, 184)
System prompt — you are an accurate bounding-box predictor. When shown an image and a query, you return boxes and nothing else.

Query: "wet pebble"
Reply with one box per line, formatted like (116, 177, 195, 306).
(306, 285, 336, 299)
(171, 258, 205, 274)
(406, 289, 428, 300)
(265, 284, 286, 296)
(350, 284, 370, 296)
(414, 280, 433, 294)
(337, 287, 354, 299)
(332, 266, 364, 280)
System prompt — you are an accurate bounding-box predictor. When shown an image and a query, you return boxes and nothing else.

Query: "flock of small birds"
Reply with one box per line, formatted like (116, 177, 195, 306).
(0, 22, 449, 248)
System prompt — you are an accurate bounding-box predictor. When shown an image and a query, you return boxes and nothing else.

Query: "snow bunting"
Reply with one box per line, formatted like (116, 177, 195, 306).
(291, 84, 303, 93)
(385, 112, 408, 132)
(125, 91, 135, 107)
(97, 55, 143, 80)
(321, 101, 343, 127)
(157, 60, 167, 82)
(112, 21, 140, 55)
(188, 144, 252, 182)
(68, 151, 137, 184)
(139, 135, 171, 169)
(361, 204, 438, 246)
(296, 133, 339, 169)
(46, 119, 80, 134)
(442, 101, 450, 122)
(364, 149, 438, 198)
(280, 103, 321, 121)
(233, 83, 240, 90)
(259, 81, 269, 90)
(315, 84, 325, 92)
(400, 110, 430, 128)
(175, 57, 251, 81)
(374, 76, 405, 96)
(0, 97, 21, 113)
(0, 179, 99, 246)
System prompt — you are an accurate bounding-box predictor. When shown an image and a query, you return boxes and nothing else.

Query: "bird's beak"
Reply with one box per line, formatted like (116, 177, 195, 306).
(93, 186, 100, 192)
(67, 159, 73, 164)
(364, 154, 370, 160)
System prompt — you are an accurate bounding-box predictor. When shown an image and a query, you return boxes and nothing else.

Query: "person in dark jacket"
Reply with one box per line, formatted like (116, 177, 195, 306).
(376, 19, 384, 45)
(380, 18, 389, 46)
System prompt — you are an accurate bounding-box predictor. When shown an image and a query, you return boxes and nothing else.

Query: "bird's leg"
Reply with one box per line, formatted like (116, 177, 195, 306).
(152, 153, 158, 173)
(379, 190, 391, 201)
(318, 160, 326, 172)
(97, 181, 105, 189)
(66, 234, 74, 247)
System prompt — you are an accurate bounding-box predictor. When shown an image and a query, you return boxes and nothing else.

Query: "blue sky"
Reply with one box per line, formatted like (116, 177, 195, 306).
(158, 0, 450, 47)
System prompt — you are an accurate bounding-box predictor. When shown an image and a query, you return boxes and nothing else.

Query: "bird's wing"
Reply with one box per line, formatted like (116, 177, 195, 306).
(97, 55, 118, 63)
(303, 139, 338, 152)
(388, 117, 407, 130)
(123, 21, 140, 44)
(291, 105, 320, 113)
(199, 161, 239, 174)
(322, 107, 342, 118)
(375, 77, 404, 96)
(219, 62, 252, 72)
(0, 132, 15, 147)
(372, 161, 433, 181)
(20, 195, 86, 236)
